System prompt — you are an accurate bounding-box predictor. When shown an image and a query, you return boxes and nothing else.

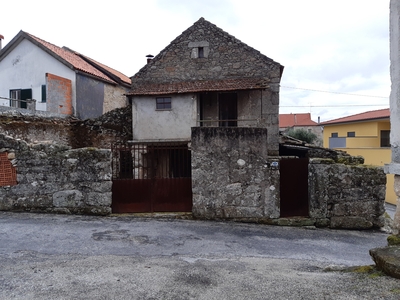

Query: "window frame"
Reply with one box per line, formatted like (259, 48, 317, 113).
(41, 85, 47, 103)
(156, 97, 172, 110)
(331, 132, 338, 138)
(347, 131, 356, 137)
(381, 130, 390, 147)
(198, 47, 204, 58)
(9, 88, 31, 109)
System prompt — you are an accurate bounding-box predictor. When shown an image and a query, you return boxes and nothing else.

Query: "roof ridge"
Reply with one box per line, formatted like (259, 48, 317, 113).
(322, 108, 390, 124)
(62, 46, 131, 85)
(22, 31, 118, 84)
(132, 17, 281, 80)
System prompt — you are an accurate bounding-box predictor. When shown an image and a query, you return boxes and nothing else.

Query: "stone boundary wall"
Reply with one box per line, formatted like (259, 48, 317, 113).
(309, 159, 386, 229)
(0, 134, 112, 215)
(191, 127, 280, 219)
(0, 105, 132, 149)
(192, 128, 386, 229)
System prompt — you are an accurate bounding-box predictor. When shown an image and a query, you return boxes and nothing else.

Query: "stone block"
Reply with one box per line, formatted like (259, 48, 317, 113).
(330, 216, 373, 229)
(53, 190, 83, 208)
(370, 246, 400, 279)
(86, 192, 112, 207)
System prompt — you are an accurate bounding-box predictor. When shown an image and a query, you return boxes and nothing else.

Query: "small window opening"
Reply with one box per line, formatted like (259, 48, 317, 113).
(347, 131, 355, 137)
(198, 47, 204, 58)
(41, 85, 46, 103)
(331, 132, 338, 138)
(156, 97, 171, 110)
(381, 130, 390, 147)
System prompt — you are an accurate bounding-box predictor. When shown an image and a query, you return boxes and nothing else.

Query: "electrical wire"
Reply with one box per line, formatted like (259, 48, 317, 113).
(280, 104, 387, 108)
(280, 85, 389, 99)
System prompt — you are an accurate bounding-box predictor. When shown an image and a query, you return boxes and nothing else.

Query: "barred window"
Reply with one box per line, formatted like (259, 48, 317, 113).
(156, 97, 171, 110)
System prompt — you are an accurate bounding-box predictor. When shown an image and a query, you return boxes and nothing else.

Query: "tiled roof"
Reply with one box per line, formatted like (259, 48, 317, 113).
(126, 78, 270, 96)
(321, 108, 390, 125)
(279, 113, 318, 128)
(74, 52, 131, 85)
(26, 33, 117, 84)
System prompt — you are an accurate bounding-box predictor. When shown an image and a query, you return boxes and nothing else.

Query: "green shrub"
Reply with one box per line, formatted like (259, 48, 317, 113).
(286, 128, 318, 144)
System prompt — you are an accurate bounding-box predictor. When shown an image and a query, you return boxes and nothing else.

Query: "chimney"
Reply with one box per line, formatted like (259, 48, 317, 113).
(318, 116, 320, 124)
(0, 35, 4, 50)
(146, 54, 154, 64)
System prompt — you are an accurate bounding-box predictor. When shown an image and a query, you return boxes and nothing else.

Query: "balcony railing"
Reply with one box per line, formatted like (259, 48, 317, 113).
(0, 96, 36, 111)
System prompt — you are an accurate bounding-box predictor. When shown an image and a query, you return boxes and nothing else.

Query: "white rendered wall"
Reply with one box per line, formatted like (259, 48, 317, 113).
(0, 39, 76, 111)
(132, 94, 198, 141)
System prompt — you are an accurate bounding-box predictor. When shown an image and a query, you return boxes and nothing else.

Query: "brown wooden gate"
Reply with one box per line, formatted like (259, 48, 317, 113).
(279, 158, 309, 217)
(111, 142, 192, 213)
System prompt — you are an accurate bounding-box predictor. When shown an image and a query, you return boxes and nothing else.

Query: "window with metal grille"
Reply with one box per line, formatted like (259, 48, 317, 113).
(347, 131, 355, 137)
(156, 97, 171, 110)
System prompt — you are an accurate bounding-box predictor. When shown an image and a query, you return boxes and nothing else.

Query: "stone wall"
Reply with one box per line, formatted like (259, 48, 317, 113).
(191, 127, 280, 219)
(133, 18, 282, 86)
(103, 84, 129, 114)
(309, 159, 386, 229)
(0, 105, 132, 149)
(192, 128, 386, 229)
(0, 134, 112, 215)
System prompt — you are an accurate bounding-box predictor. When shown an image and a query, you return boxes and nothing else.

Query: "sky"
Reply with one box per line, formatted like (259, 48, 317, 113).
(1, 0, 390, 122)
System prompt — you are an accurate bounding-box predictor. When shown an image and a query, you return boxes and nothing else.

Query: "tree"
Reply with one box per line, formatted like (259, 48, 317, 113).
(286, 128, 317, 144)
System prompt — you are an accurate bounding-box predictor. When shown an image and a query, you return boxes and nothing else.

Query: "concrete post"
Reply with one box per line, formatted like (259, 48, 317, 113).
(386, 0, 400, 235)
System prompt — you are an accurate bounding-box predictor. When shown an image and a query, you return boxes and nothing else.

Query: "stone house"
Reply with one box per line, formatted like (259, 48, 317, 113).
(113, 17, 386, 229)
(126, 17, 283, 154)
(0, 30, 131, 119)
(117, 17, 283, 214)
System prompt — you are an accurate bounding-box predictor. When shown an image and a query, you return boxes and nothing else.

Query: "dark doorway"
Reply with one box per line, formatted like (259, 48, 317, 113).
(280, 158, 309, 217)
(219, 93, 237, 127)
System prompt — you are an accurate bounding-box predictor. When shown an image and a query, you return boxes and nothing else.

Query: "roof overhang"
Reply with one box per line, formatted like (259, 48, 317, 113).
(126, 77, 272, 96)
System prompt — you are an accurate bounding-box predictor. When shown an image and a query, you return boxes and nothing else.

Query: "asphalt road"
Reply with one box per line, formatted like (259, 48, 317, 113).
(0, 212, 399, 299)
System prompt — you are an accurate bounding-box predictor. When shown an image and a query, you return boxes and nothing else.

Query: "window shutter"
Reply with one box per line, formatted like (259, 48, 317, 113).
(20, 89, 32, 109)
(41, 85, 46, 102)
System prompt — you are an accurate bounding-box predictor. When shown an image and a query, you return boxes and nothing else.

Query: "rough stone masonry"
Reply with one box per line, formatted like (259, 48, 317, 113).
(0, 134, 112, 215)
(191, 127, 386, 229)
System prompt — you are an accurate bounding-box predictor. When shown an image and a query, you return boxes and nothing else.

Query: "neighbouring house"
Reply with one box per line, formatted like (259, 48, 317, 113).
(0, 30, 131, 119)
(279, 113, 322, 145)
(321, 108, 394, 204)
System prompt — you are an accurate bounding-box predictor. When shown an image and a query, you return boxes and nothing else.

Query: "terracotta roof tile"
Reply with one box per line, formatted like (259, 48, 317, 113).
(26, 33, 118, 84)
(279, 113, 318, 128)
(126, 78, 270, 96)
(321, 108, 390, 125)
(74, 53, 131, 85)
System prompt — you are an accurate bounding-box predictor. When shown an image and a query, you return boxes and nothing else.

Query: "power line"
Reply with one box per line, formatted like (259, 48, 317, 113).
(280, 85, 389, 99)
(280, 104, 388, 108)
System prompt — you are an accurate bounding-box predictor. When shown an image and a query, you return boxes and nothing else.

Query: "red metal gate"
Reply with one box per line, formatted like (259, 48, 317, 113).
(111, 142, 192, 213)
(279, 158, 309, 217)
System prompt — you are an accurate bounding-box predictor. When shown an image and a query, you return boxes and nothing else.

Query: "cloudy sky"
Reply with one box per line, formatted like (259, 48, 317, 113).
(1, 0, 390, 122)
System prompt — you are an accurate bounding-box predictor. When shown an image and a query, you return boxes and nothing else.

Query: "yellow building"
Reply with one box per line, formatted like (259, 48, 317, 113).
(322, 108, 394, 204)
